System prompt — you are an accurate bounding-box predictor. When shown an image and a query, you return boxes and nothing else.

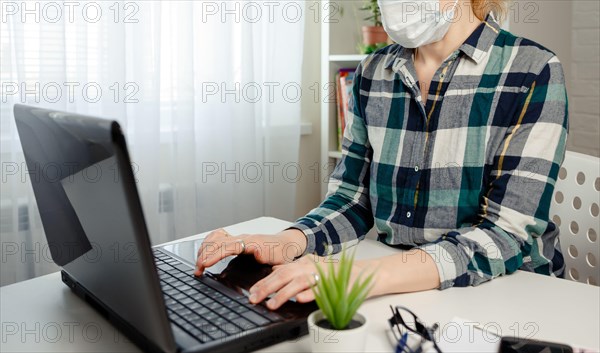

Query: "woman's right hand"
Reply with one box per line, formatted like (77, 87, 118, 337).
(193, 228, 308, 276)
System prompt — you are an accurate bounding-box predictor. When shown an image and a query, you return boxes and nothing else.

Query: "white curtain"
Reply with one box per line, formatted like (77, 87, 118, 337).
(0, 0, 305, 285)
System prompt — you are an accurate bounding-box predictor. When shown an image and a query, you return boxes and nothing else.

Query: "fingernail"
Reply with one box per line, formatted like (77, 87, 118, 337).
(267, 299, 275, 308)
(249, 287, 256, 294)
(249, 294, 257, 303)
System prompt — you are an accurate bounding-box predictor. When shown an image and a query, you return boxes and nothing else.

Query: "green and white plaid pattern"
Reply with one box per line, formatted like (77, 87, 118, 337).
(293, 17, 568, 289)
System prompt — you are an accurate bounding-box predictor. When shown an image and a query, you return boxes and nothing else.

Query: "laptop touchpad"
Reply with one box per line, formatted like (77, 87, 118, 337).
(158, 239, 233, 274)
(157, 239, 272, 287)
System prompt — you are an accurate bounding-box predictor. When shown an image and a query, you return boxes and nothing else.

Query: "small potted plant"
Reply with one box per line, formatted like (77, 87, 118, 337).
(358, 0, 389, 54)
(307, 248, 374, 352)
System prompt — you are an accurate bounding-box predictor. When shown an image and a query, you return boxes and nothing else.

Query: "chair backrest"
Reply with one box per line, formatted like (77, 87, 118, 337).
(549, 151, 600, 286)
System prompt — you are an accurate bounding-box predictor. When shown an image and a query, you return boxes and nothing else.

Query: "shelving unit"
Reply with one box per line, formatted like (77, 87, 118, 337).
(329, 54, 368, 62)
(320, 1, 368, 196)
(327, 150, 343, 159)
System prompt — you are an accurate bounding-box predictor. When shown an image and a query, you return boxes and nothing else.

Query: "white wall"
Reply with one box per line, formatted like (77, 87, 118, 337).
(295, 13, 323, 219)
(509, 1, 572, 90)
(570, 1, 600, 157)
(510, 0, 599, 157)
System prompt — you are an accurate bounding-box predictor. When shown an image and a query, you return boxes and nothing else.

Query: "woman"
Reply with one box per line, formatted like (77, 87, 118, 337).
(195, 0, 567, 310)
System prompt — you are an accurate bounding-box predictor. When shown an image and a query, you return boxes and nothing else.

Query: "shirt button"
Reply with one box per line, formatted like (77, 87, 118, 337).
(440, 73, 445, 79)
(414, 166, 419, 172)
(406, 212, 412, 219)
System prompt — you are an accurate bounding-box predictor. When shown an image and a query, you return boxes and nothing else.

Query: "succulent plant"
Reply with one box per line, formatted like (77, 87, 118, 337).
(360, 0, 383, 27)
(311, 248, 375, 330)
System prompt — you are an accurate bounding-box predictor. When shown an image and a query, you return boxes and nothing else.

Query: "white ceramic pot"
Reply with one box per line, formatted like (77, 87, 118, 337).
(307, 310, 368, 353)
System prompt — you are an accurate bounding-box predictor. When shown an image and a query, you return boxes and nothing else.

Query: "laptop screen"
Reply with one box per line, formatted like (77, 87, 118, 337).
(14, 104, 176, 352)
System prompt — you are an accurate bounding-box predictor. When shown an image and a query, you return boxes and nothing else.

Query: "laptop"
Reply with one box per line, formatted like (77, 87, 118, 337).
(13, 104, 316, 353)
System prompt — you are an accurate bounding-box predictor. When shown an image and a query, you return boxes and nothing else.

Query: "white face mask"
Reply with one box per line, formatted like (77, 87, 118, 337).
(378, 0, 459, 48)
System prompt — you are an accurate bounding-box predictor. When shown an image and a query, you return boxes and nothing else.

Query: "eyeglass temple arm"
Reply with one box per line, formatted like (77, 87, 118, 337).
(388, 305, 398, 324)
(388, 306, 404, 341)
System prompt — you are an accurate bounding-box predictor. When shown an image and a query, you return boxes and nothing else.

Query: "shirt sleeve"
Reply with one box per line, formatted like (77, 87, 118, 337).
(290, 62, 374, 256)
(419, 56, 569, 289)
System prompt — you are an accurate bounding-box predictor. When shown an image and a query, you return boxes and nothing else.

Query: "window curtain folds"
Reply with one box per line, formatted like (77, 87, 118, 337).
(0, 0, 305, 285)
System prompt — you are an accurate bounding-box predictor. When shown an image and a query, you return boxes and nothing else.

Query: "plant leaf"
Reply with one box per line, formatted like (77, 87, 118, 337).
(339, 248, 354, 294)
(311, 248, 376, 330)
(335, 248, 355, 328)
(312, 262, 334, 322)
(327, 258, 340, 326)
(325, 258, 341, 325)
(344, 272, 375, 325)
(344, 287, 371, 326)
(335, 251, 347, 328)
(343, 264, 375, 322)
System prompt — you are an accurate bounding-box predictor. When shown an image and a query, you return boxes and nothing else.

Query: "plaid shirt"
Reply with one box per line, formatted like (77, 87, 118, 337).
(293, 17, 568, 289)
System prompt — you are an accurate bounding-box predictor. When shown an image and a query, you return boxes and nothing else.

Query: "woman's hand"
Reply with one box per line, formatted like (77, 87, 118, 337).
(248, 255, 375, 310)
(245, 249, 441, 311)
(194, 229, 440, 311)
(194, 228, 307, 276)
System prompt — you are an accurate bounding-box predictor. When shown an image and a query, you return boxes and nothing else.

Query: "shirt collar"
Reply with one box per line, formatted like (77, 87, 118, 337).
(458, 14, 501, 64)
(383, 45, 412, 72)
(383, 14, 501, 71)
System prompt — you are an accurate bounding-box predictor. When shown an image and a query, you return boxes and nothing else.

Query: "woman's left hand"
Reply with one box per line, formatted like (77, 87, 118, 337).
(250, 249, 441, 310)
(248, 255, 370, 310)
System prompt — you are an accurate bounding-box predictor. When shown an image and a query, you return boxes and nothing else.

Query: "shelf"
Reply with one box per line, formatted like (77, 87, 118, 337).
(329, 54, 368, 62)
(320, 2, 366, 196)
(328, 151, 343, 159)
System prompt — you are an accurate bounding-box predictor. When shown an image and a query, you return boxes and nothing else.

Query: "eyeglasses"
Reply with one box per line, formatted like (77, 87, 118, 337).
(388, 305, 442, 353)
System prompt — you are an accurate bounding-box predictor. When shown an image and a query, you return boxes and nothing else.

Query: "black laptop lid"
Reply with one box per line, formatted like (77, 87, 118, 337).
(14, 104, 176, 353)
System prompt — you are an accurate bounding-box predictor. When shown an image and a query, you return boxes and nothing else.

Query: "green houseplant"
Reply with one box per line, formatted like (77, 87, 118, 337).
(307, 248, 374, 352)
(359, 0, 389, 54)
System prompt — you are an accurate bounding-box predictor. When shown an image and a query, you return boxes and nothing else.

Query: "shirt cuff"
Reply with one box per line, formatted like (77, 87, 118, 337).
(286, 222, 317, 257)
(418, 241, 469, 290)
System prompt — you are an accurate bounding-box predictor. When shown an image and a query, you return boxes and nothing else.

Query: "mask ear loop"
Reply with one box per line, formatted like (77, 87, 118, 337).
(440, 0, 460, 22)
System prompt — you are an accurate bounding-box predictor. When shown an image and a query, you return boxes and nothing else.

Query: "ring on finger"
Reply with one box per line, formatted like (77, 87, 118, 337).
(238, 239, 246, 255)
(310, 272, 320, 287)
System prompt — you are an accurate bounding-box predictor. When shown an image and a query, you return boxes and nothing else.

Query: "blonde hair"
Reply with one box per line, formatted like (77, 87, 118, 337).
(471, 0, 509, 22)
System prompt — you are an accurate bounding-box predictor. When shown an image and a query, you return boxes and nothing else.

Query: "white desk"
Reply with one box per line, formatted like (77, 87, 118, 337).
(1, 217, 599, 352)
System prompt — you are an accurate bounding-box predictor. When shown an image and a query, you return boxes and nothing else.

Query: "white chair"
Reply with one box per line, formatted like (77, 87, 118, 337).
(549, 151, 600, 286)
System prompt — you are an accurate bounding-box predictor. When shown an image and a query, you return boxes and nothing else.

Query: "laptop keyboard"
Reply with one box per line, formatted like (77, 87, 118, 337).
(153, 249, 283, 343)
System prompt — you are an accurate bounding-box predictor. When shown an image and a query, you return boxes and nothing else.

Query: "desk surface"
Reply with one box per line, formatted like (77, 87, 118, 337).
(1, 217, 599, 352)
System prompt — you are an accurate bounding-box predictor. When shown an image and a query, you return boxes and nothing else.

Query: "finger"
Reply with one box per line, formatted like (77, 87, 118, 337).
(251, 242, 279, 265)
(248, 268, 292, 304)
(194, 236, 224, 275)
(249, 262, 282, 293)
(196, 230, 226, 259)
(295, 289, 315, 303)
(202, 238, 246, 268)
(266, 277, 312, 310)
(251, 245, 268, 264)
(249, 275, 269, 293)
